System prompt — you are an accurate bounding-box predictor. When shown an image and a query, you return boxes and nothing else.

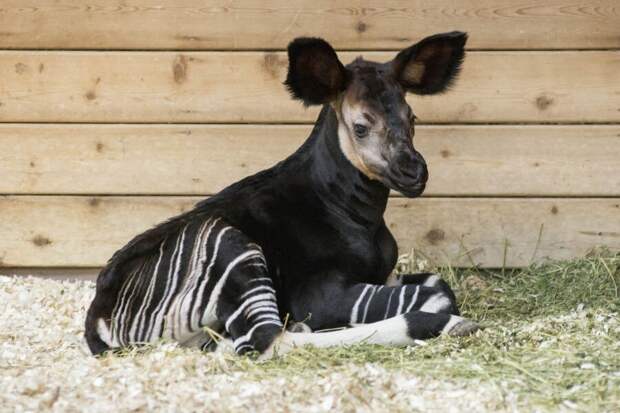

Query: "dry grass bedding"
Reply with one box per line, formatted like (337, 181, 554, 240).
(1, 250, 618, 412)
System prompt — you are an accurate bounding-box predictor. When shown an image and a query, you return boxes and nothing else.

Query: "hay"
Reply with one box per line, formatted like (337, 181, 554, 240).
(1, 250, 618, 412)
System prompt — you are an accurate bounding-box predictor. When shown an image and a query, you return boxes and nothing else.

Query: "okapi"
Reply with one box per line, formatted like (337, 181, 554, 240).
(85, 31, 480, 358)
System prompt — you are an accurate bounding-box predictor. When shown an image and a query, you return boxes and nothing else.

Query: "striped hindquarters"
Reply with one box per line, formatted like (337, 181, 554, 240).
(95, 217, 278, 349)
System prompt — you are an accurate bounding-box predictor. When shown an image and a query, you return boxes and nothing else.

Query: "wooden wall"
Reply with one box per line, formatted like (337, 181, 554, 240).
(0, 1, 619, 274)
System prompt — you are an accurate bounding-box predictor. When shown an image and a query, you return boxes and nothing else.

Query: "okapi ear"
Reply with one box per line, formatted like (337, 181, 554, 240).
(284, 37, 349, 106)
(391, 31, 467, 95)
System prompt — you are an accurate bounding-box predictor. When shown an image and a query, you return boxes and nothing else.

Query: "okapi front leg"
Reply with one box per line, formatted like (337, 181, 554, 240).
(288, 279, 475, 339)
(348, 283, 459, 324)
(391, 272, 460, 316)
(259, 311, 479, 359)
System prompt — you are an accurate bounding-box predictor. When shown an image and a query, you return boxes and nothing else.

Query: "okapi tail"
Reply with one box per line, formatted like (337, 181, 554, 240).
(84, 263, 121, 356)
(84, 305, 111, 356)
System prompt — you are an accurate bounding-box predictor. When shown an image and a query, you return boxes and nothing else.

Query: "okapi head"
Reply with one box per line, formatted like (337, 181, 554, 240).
(285, 32, 467, 197)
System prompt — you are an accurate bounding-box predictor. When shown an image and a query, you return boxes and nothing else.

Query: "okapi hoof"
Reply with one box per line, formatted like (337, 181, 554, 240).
(446, 319, 482, 337)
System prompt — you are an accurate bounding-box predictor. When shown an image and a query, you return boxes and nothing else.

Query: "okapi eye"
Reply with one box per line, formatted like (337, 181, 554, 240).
(353, 124, 369, 138)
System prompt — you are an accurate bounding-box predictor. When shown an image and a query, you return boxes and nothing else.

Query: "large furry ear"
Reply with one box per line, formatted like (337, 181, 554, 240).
(284, 37, 349, 106)
(391, 31, 467, 95)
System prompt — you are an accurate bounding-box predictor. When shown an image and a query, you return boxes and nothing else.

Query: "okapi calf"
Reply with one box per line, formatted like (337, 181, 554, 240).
(85, 31, 479, 358)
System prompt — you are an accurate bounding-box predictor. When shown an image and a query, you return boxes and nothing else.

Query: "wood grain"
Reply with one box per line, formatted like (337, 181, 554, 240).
(1, 124, 619, 196)
(0, 1, 618, 50)
(0, 196, 617, 267)
(0, 51, 618, 123)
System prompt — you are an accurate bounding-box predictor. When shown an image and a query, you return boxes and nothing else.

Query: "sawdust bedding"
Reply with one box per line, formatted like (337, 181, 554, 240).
(1, 251, 618, 412)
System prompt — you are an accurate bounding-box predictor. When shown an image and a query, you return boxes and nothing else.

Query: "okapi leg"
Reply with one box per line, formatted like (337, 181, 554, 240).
(258, 311, 478, 359)
(396, 272, 444, 286)
(212, 311, 477, 358)
(346, 284, 460, 324)
(393, 273, 460, 316)
(211, 262, 284, 355)
(289, 280, 462, 331)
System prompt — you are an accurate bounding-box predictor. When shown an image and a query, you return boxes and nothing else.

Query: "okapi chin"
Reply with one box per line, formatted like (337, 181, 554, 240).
(85, 31, 479, 358)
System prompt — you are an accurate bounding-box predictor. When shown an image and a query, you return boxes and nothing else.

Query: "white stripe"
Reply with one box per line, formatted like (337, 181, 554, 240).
(383, 288, 395, 320)
(170, 218, 216, 336)
(244, 302, 279, 321)
(163, 228, 189, 340)
(253, 314, 281, 323)
(246, 242, 264, 252)
(361, 285, 378, 323)
(189, 226, 232, 330)
(172, 218, 215, 331)
(177, 219, 219, 333)
(131, 243, 165, 342)
(246, 303, 279, 318)
(115, 266, 142, 346)
(203, 249, 265, 324)
(113, 266, 139, 345)
(225, 293, 277, 332)
(148, 225, 187, 340)
(233, 320, 283, 348)
(240, 285, 276, 300)
(248, 277, 272, 283)
(236, 344, 253, 352)
(419, 293, 451, 313)
(350, 285, 371, 324)
(405, 286, 420, 313)
(246, 262, 268, 269)
(423, 275, 441, 287)
(109, 266, 137, 345)
(246, 300, 278, 312)
(143, 235, 181, 341)
(148, 230, 184, 340)
(96, 318, 113, 347)
(396, 286, 407, 315)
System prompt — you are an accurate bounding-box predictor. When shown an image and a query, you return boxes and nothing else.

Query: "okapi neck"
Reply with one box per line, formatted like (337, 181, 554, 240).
(306, 105, 389, 227)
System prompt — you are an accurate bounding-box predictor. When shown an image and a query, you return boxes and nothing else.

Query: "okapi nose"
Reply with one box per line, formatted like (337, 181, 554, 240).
(396, 149, 428, 184)
(413, 152, 428, 184)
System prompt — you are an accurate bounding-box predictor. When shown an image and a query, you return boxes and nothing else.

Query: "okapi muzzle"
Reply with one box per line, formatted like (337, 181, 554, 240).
(386, 141, 428, 198)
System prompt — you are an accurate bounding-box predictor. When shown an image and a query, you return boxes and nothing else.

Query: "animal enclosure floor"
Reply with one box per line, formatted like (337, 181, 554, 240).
(1, 252, 618, 412)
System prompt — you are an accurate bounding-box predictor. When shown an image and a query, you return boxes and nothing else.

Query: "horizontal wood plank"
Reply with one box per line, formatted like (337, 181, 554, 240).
(0, 1, 618, 50)
(0, 51, 618, 123)
(2, 124, 619, 196)
(0, 196, 617, 267)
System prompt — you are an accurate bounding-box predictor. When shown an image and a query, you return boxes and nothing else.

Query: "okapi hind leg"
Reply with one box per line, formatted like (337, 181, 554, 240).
(85, 219, 285, 357)
(210, 247, 285, 355)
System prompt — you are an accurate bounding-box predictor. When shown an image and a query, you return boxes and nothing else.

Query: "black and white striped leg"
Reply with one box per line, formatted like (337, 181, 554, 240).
(395, 272, 460, 316)
(258, 311, 478, 359)
(347, 283, 459, 325)
(217, 275, 478, 358)
(215, 268, 284, 355)
(289, 277, 474, 336)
